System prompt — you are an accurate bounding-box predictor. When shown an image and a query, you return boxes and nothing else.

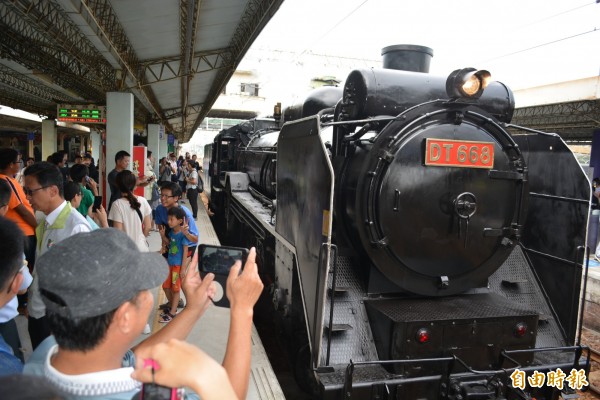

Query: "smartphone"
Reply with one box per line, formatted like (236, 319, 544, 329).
(198, 244, 249, 308)
(140, 383, 184, 400)
(198, 244, 248, 275)
(92, 196, 102, 211)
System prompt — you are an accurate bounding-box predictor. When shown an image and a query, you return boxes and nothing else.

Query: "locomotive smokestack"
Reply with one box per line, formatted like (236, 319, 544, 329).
(381, 45, 433, 73)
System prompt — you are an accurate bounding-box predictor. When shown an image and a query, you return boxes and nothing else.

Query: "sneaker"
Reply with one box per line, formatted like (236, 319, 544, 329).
(160, 309, 176, 317)
(143, 323, 151, 334)
(178, 299, 185, 308)
(159, 312, 175, 323)
(158, 302, 170, 311)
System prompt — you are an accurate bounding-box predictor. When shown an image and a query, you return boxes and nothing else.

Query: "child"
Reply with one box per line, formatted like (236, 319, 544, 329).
(158, 206, 189, 323)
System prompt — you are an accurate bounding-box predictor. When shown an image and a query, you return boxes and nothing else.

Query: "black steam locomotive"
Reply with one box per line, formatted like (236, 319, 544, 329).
(204, 45, 591, 399)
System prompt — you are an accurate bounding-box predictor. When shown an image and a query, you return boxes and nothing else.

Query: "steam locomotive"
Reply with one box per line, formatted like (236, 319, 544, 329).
(204, 45, 591, 399)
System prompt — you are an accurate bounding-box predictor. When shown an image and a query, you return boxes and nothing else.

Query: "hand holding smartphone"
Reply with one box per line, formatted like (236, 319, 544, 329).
(197, 244, 249, 308)
(92, 196, 102, 211)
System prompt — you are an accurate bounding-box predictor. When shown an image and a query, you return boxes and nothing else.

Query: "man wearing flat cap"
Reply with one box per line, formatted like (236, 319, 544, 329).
(24, 228, 263, 400)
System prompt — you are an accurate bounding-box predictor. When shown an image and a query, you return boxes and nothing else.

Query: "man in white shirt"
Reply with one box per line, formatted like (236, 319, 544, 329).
(23, 162, 91, 349)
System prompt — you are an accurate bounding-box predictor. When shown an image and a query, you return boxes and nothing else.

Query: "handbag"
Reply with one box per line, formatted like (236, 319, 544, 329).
(198, 176, 204, 193)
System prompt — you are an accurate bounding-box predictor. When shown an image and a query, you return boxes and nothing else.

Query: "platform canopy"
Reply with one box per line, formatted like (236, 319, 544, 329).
(0, 0, 284, 141)
(511, 77, 600, 142)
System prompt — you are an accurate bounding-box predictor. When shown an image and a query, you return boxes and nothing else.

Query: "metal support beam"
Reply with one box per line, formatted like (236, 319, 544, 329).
(78, 0, 169, 130)
(0, 2, 106, 101)
(0, 64, 78, 104)
(179, 0, 201, 136)
(133, 49, 233, 88)
(186, 0, 284, 141)
(512, 100, 600, 139)
(8, 0, 116, 83)
(163, 103, 204, 121)
(0, 85, 54, 113)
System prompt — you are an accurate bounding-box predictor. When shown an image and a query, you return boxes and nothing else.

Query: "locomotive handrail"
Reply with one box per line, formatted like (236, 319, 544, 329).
(529, 191, 590, 205)
(576, 246, 590, 346)
(520, 246, 582, 267)
(504, 123, 561, 137)
(503, 345, 591, 374)
(322, 115, 398, 127)
(325, 244, 339, 366)
(570, 245, 587, 340)
(342, 345, 590, 399)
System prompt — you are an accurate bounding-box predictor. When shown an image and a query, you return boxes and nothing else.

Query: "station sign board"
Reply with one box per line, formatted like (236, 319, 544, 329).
(57, 104, 106, 124)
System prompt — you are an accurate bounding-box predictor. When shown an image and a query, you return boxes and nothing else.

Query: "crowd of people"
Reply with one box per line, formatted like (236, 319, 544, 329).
(0, 146, 259, 400)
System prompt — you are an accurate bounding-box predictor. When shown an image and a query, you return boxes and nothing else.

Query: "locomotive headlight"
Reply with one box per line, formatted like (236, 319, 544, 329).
(446, 68, 491, 99)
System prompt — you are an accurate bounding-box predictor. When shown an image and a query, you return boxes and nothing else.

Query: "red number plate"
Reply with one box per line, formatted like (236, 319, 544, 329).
(424, 138, 494, 169)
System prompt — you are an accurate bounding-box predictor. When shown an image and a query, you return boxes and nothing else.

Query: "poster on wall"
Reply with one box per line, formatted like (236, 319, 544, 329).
(132, 146, 146, 197)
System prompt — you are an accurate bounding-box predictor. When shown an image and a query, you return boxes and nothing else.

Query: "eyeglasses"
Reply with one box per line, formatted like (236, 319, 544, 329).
(24, 186, 49, 196)
(160, 194, 176, 198)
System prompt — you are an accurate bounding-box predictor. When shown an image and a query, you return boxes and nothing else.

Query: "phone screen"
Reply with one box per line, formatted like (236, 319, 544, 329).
(93, 196, 102, 211)
(198, 245, 248, 275)
(141, 383, 183, 400)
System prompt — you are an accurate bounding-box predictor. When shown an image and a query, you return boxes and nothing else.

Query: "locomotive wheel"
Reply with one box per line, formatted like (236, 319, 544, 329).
(293, 344, 320, 399)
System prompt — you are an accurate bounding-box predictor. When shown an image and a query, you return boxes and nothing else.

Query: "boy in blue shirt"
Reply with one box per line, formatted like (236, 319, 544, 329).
(158, 206, 190, 323)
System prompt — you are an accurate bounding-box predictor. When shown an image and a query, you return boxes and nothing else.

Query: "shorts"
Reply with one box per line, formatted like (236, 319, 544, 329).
(162, 265, 181, 292)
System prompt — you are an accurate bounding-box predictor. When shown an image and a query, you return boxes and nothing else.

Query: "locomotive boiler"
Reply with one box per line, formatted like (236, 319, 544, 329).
(205, 45, 591, 399)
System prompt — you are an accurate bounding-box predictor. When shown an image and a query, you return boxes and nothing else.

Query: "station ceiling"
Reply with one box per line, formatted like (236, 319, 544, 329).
(0, 0, 284, 141)
(511, 99, 600, 142)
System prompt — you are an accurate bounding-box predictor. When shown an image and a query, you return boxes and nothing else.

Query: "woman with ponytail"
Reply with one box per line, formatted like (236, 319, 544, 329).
(108, 170, 152, 252)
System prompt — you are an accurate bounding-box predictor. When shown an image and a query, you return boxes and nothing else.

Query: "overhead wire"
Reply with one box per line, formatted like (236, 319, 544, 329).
(480, 0, 599, 63)
(236, 0, 372, 112)
(515, 1, 595, 29)
(296, 0, 370, 58)
(480, 28, 599, 63)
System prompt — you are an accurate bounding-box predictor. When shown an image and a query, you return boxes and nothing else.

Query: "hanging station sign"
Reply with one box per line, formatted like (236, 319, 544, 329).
(57, 104, 106, 124)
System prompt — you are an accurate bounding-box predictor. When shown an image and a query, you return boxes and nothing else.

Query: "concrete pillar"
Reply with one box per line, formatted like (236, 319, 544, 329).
(79, 135, 85, 155)
(41, 119, 57, 160)
(90, 130, 101, 162)
(147, 123, 161, 172)
(106, 92, 134, 202)
(159, 126, 168, 160)
(27, 133, 34, 158)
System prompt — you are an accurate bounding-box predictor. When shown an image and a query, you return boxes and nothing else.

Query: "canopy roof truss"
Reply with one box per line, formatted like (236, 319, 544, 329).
(0, 0, 283, 140)
(511, 99, 600, 141)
